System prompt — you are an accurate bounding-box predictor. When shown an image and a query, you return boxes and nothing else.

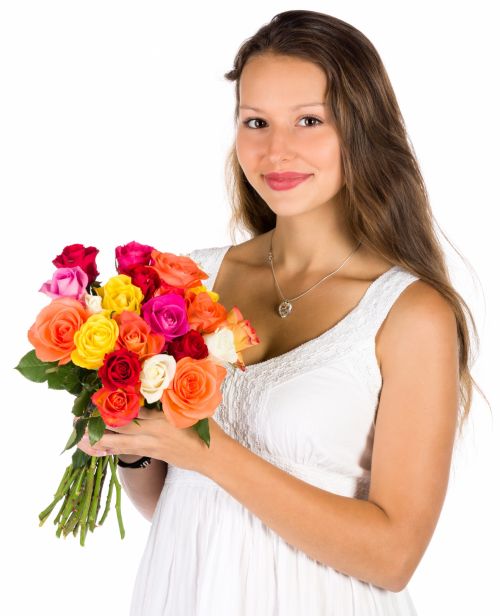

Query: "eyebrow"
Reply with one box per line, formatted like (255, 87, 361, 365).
(239, 102, 325, 112)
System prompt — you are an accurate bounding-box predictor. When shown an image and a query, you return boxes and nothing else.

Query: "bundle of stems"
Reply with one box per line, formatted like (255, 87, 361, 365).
(38, 453, 125, 546)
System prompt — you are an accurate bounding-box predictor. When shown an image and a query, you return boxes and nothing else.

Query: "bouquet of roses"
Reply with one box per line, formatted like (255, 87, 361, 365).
(15, 241, 259, 546)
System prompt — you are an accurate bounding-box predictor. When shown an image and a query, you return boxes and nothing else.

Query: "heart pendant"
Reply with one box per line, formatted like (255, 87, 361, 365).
(278, 300, 292, 318)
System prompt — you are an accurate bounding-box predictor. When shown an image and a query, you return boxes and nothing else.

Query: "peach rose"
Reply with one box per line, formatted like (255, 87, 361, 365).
(151, 250, 209, 288)
(216, 306, 260, 371)
(185, 290, 227, 334)
(28, 297, 89, 365)
(225, 306, 260, 353)
(161, 356, 227, 428)
(113, 310, 165, 359)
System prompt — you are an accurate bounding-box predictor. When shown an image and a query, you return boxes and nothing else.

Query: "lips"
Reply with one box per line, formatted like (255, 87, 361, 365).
(264, 172, 312, 181)
(263, 172, 312, 191)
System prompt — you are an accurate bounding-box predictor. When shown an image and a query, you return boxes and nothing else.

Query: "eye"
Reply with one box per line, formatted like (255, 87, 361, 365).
(241, 116, 323, 129)
(298, 116, 323, 127)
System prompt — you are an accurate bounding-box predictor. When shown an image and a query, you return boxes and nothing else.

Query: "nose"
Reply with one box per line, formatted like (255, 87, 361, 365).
(265, 126, 294, 163)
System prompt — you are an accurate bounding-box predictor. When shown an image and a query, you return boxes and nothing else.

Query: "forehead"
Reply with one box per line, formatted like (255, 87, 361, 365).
(238, 55, 327, 109)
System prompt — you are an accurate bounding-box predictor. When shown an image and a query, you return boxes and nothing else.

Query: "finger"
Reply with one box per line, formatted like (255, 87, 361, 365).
(93, 433, 151, 456)
(102, 419, 147, 435)
(78, 433, 108, 456)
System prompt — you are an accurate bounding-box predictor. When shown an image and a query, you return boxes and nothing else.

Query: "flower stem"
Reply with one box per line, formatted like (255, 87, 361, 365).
(108, 455, 125, 539)
(62, 509, 80, 537)
(56, 466, 86, 537)
(53, 491, 70, 526)
(79, 456, 97, 546)
(98, 467, 114, 526)
(88, 456, 107, 532)
(38, 464, 75, 525)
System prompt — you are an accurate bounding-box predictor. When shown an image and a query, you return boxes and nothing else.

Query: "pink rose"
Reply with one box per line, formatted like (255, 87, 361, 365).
(115, 241, 155, 275)
(141, 293, 190, 342)
(52, 244, 99, 284)
(39, 266, 89, 300)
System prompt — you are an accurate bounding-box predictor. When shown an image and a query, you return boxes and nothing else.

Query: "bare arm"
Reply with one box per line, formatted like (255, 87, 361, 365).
(204, 280, 459, 592)
(117, 456, 168, 522)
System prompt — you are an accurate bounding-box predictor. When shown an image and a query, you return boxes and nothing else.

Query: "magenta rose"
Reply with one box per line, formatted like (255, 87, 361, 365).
(141, 293, 190, 342)
(128, 265, 161, 303)
(52, 244, 99, 284)
(115, 241, 155, 275)
(39, 266, 89, 301)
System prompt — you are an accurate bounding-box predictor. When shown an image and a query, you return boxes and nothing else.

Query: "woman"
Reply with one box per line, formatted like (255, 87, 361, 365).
(79, 10, 484, 615)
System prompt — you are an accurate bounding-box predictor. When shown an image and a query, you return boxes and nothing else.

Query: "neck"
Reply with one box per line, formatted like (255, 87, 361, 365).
(269, 209, 361, 277)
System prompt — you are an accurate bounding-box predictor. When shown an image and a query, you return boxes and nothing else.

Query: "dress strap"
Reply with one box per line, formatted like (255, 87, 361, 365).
(363, 265, 420, 338)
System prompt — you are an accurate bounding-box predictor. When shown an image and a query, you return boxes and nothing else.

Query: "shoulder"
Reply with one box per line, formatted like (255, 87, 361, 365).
(377, 277, 458, 374)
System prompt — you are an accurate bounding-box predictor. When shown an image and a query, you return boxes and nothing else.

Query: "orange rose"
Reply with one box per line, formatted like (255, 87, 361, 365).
(225, 306, 260, 352)
(28, 297, 89, 365)
(161, 356, 227, 428)
(91, 386, 143, 427)
(151, 250, 209, 288)
(113, 310, 165, 359)
(185, 290, 227, 334)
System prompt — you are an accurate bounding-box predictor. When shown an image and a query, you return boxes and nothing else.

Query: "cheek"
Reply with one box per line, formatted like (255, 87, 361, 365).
(308, 132, 341, 163)
(235, 129, 257, 167)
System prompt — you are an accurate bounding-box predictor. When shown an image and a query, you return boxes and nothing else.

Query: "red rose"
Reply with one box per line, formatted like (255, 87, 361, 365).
(115, 241, 155, 275)
(98, 349, 141, 390)
(166, 329, 209, 362)
(128, 265, 161, 303)
(53, 244, 99, 284)
(91, 387, 142, 427)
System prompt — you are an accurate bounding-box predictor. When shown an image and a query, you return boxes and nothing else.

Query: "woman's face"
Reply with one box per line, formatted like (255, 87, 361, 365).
(235, 53, 345, 218)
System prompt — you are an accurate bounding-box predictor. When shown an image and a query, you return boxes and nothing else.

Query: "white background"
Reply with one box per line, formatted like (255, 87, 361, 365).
(1, 1, 498, 614)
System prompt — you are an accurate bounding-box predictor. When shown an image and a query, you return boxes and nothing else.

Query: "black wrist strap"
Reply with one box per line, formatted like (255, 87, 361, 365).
(117, 456, 152, 469)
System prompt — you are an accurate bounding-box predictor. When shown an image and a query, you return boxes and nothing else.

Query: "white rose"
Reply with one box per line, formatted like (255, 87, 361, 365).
(140, 354, 177, 403)
(203, 327, 238, 364)
(84, 292, 103, 314)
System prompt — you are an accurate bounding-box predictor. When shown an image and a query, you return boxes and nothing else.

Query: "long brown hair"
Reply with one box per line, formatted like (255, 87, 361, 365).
(223, 9, 488, 436)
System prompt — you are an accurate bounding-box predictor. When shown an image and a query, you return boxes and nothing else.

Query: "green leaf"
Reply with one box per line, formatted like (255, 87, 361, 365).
(14, 350, 57, 383)
(72, 448, 91, 469)
(61, 417, 88, 454)
(72, 389, 92, 417)
(192, 418, 210, 448)
(80, 369, 100, 391)
(47, 362, 82, 394)
(88, 415, 106, 447)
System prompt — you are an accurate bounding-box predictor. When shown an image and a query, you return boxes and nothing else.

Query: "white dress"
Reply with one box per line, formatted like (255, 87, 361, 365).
(129, 244, 420, 615)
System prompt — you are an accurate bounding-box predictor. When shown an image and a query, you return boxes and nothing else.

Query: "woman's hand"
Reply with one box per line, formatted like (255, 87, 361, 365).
(74, 416, 114, 458)
(90, 405, 229, 475)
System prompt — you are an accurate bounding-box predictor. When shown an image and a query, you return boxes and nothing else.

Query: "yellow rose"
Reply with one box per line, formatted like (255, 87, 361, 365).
(71, 312, 119, 369)
(96, 274, 144, 315)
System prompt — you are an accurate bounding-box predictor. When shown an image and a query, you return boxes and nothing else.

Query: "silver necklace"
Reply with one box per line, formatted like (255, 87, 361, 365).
(267, 229, 362, 318)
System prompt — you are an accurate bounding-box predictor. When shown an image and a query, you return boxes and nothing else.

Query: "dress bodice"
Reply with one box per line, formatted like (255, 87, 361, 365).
(179, 245, 420, 499)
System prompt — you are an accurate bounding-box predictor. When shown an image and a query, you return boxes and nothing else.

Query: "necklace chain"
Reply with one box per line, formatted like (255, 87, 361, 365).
(266, 228, 362, 318)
